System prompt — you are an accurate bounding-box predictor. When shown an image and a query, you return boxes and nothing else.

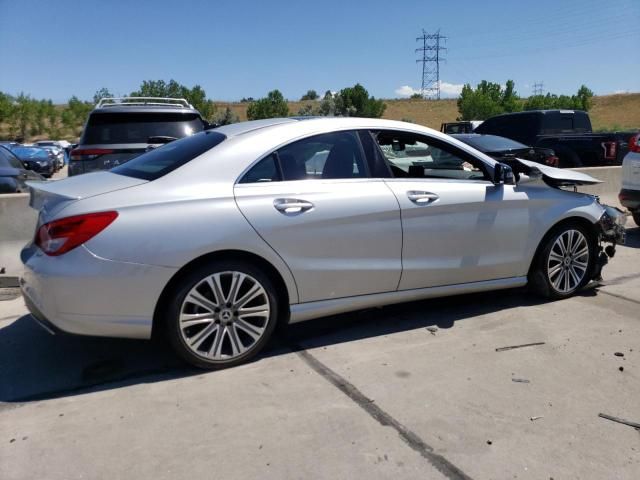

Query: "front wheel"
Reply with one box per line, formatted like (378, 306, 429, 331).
(529, 223, 595, 299)
(165, 261, 279, 369)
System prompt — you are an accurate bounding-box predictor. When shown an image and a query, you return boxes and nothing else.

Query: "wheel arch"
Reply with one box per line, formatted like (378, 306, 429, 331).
(527, 215, 599, 277)
(152, 249, 292, 339)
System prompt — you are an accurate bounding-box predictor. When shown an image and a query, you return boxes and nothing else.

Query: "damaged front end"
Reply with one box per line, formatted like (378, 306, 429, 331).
(592, 204, 627, 280)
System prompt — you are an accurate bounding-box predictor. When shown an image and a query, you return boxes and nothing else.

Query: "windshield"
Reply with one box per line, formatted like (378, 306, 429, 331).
(111, 130, 226, 181)
(455, 134, 528, 152)
(82, 112, 205, 145)
(12, 147, 49, 160)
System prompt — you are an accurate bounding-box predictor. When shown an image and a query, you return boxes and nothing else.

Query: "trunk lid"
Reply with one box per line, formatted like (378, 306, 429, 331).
(26, 171, 147, 220)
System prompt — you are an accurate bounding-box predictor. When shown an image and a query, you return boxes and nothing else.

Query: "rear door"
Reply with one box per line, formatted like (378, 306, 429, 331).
(370, 129, 531, 290)
(234, 130, 402, 303)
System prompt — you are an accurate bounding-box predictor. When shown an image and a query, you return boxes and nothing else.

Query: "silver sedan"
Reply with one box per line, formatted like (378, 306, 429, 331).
(21, 118, 625, 369)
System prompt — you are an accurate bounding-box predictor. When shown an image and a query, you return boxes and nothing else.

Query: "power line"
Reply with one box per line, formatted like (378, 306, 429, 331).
(416, 29, 447, 100)
(533, 82, 544, 96)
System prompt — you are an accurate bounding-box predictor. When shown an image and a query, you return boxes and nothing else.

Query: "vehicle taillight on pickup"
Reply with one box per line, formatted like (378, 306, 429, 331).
(629, 133, 640, 153)
(70, 148, 114, 161)
(546, 155, 560, 167)
(601, 141, 617, 161)
(35, 211, 118, 256)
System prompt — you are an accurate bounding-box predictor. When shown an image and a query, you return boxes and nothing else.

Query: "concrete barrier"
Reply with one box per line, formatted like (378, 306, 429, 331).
(572, 166, 623, 208)
(0, 166, 626, 278)
(0, 193, 37, 277)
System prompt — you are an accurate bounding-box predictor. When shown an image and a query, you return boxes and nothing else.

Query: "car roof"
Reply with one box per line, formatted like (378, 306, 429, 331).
(212, 116, 453, 138)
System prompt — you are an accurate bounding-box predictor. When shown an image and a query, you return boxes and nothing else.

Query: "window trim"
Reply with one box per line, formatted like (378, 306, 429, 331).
(369, 129, 493, 182)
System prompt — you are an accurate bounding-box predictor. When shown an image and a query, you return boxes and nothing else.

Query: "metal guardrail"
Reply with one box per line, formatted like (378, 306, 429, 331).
(95, 97, 193, 108)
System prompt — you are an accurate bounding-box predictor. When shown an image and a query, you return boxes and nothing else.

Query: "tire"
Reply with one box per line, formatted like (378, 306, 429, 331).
(529, 222, 596, 299)
(633, 211, 640, 227)
(165, 260, 279, 369)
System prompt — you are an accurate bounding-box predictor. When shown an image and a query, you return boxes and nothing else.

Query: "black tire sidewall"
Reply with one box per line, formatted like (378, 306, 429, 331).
(165, 260, 279, 369)
(532, 222, 596, 299)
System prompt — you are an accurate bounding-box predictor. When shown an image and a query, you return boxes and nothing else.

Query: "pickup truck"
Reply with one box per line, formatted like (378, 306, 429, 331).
(474, 109, 636, 167)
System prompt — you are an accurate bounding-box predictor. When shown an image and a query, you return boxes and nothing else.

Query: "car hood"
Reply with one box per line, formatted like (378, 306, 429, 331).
(26, 171, 147, 218)
(514, 158, 602, 186)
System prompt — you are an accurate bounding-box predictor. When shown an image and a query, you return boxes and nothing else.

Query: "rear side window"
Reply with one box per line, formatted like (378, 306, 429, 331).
(82, 112, 205, 145)
(111, 130, 226, 180)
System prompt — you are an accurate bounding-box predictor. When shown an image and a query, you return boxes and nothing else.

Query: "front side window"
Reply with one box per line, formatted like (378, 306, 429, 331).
(373, 130, 489, 181)
(0, 147, 24, 169)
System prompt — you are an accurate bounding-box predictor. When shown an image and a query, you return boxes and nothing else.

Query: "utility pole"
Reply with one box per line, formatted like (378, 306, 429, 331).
(533, 81, 544, 96)
(416, 29, 447, 99)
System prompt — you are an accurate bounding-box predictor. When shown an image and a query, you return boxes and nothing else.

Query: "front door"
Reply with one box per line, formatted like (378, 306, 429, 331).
(371, 129, 530, 290)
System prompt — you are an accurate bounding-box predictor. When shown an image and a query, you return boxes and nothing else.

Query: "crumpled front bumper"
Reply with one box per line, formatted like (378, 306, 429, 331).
(597, 204, 626, 245)
(592, 204, 626, 280)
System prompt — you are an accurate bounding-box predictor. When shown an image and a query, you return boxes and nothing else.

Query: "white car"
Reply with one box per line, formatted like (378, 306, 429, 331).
(619, 133, 640, 226)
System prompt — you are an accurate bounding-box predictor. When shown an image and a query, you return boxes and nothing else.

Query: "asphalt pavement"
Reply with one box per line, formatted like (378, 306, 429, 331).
(1, 226, 639, 480)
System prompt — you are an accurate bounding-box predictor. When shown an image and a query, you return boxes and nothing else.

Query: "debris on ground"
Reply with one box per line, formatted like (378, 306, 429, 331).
(619, 366, 624, 372)
(426, 327, 438, 335)
(512, 378, 530, 383)
(614, 352, 624, 357)
(598, 413, 640, 430)
(495, 342, 545, 352)
(530, 416, 544, 421)
(486, 440, 493, 445)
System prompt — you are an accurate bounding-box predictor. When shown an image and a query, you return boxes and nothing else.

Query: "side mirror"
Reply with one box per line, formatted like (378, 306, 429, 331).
(494, 162, 516, 185)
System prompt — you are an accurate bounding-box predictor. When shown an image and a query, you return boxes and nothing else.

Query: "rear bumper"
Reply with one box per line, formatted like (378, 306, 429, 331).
(619, 189, 640, 210)
(20, 243, 177, 339)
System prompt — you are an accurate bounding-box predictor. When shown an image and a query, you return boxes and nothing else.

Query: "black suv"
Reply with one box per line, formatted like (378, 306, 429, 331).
(69, 97, 209, 176)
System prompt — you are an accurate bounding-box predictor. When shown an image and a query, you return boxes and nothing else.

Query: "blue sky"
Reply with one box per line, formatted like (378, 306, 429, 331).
(1, 0, 638, 102)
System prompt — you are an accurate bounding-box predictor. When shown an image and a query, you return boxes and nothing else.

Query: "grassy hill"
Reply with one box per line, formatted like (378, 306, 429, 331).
(216, 93, 640, 132)
(3, 93, 639, 143)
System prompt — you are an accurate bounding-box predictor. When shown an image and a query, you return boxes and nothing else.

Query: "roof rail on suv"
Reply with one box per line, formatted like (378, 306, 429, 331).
(95, 97, 193, 109)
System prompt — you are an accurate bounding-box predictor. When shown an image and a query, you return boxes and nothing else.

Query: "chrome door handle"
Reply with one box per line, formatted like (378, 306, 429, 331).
(273, 198, 314, 214)
(407, 191, 439, 204)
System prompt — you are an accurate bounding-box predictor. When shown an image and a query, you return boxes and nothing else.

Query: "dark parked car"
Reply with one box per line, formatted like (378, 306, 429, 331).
(39, 145, 65, 170)
(11, 146, 56, 178)
(451, 134, 559, 167)
(69, 97, 209, 176)
(474, 110, 635, 167)
(0, 146, 44, 193)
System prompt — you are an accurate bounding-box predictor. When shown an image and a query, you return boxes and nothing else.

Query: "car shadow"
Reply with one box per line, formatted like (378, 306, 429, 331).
(0, 288, 556, 403)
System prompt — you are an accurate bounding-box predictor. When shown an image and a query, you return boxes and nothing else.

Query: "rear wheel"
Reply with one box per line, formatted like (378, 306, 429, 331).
(632, 211, 640, 227)
(529, 223, 595, 299)
(165, 260, 278, 369)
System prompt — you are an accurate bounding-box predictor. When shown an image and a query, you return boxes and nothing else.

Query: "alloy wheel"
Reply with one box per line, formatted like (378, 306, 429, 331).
(179, 271, 271, 360)
(546, 229, 589, 294)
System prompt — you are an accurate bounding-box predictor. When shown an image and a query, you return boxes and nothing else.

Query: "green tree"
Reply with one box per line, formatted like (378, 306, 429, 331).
(93, 87, 113, 104)
(246, 90, 289, 120)
(410, 93, 423, 100)
(300, 89, 318, 101)
(297, 103, 316, 116)
(131, 79, 216, 120)
(457, 80, 523, 120)
(213, 107, 240, 126)
(333, 83, 386, 118)
(575, 85, 594, 111)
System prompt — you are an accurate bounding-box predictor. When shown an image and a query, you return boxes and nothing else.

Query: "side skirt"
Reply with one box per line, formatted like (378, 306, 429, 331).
(288, 276, 528, 324)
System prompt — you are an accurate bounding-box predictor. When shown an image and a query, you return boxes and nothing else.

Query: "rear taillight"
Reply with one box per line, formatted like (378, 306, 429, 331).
(601, 141, 617, 160)
(70, 148, 114, 161)
(35, 211, 118, 256)
(546, 155, 559, 167)
(629, 133, 640, 153)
